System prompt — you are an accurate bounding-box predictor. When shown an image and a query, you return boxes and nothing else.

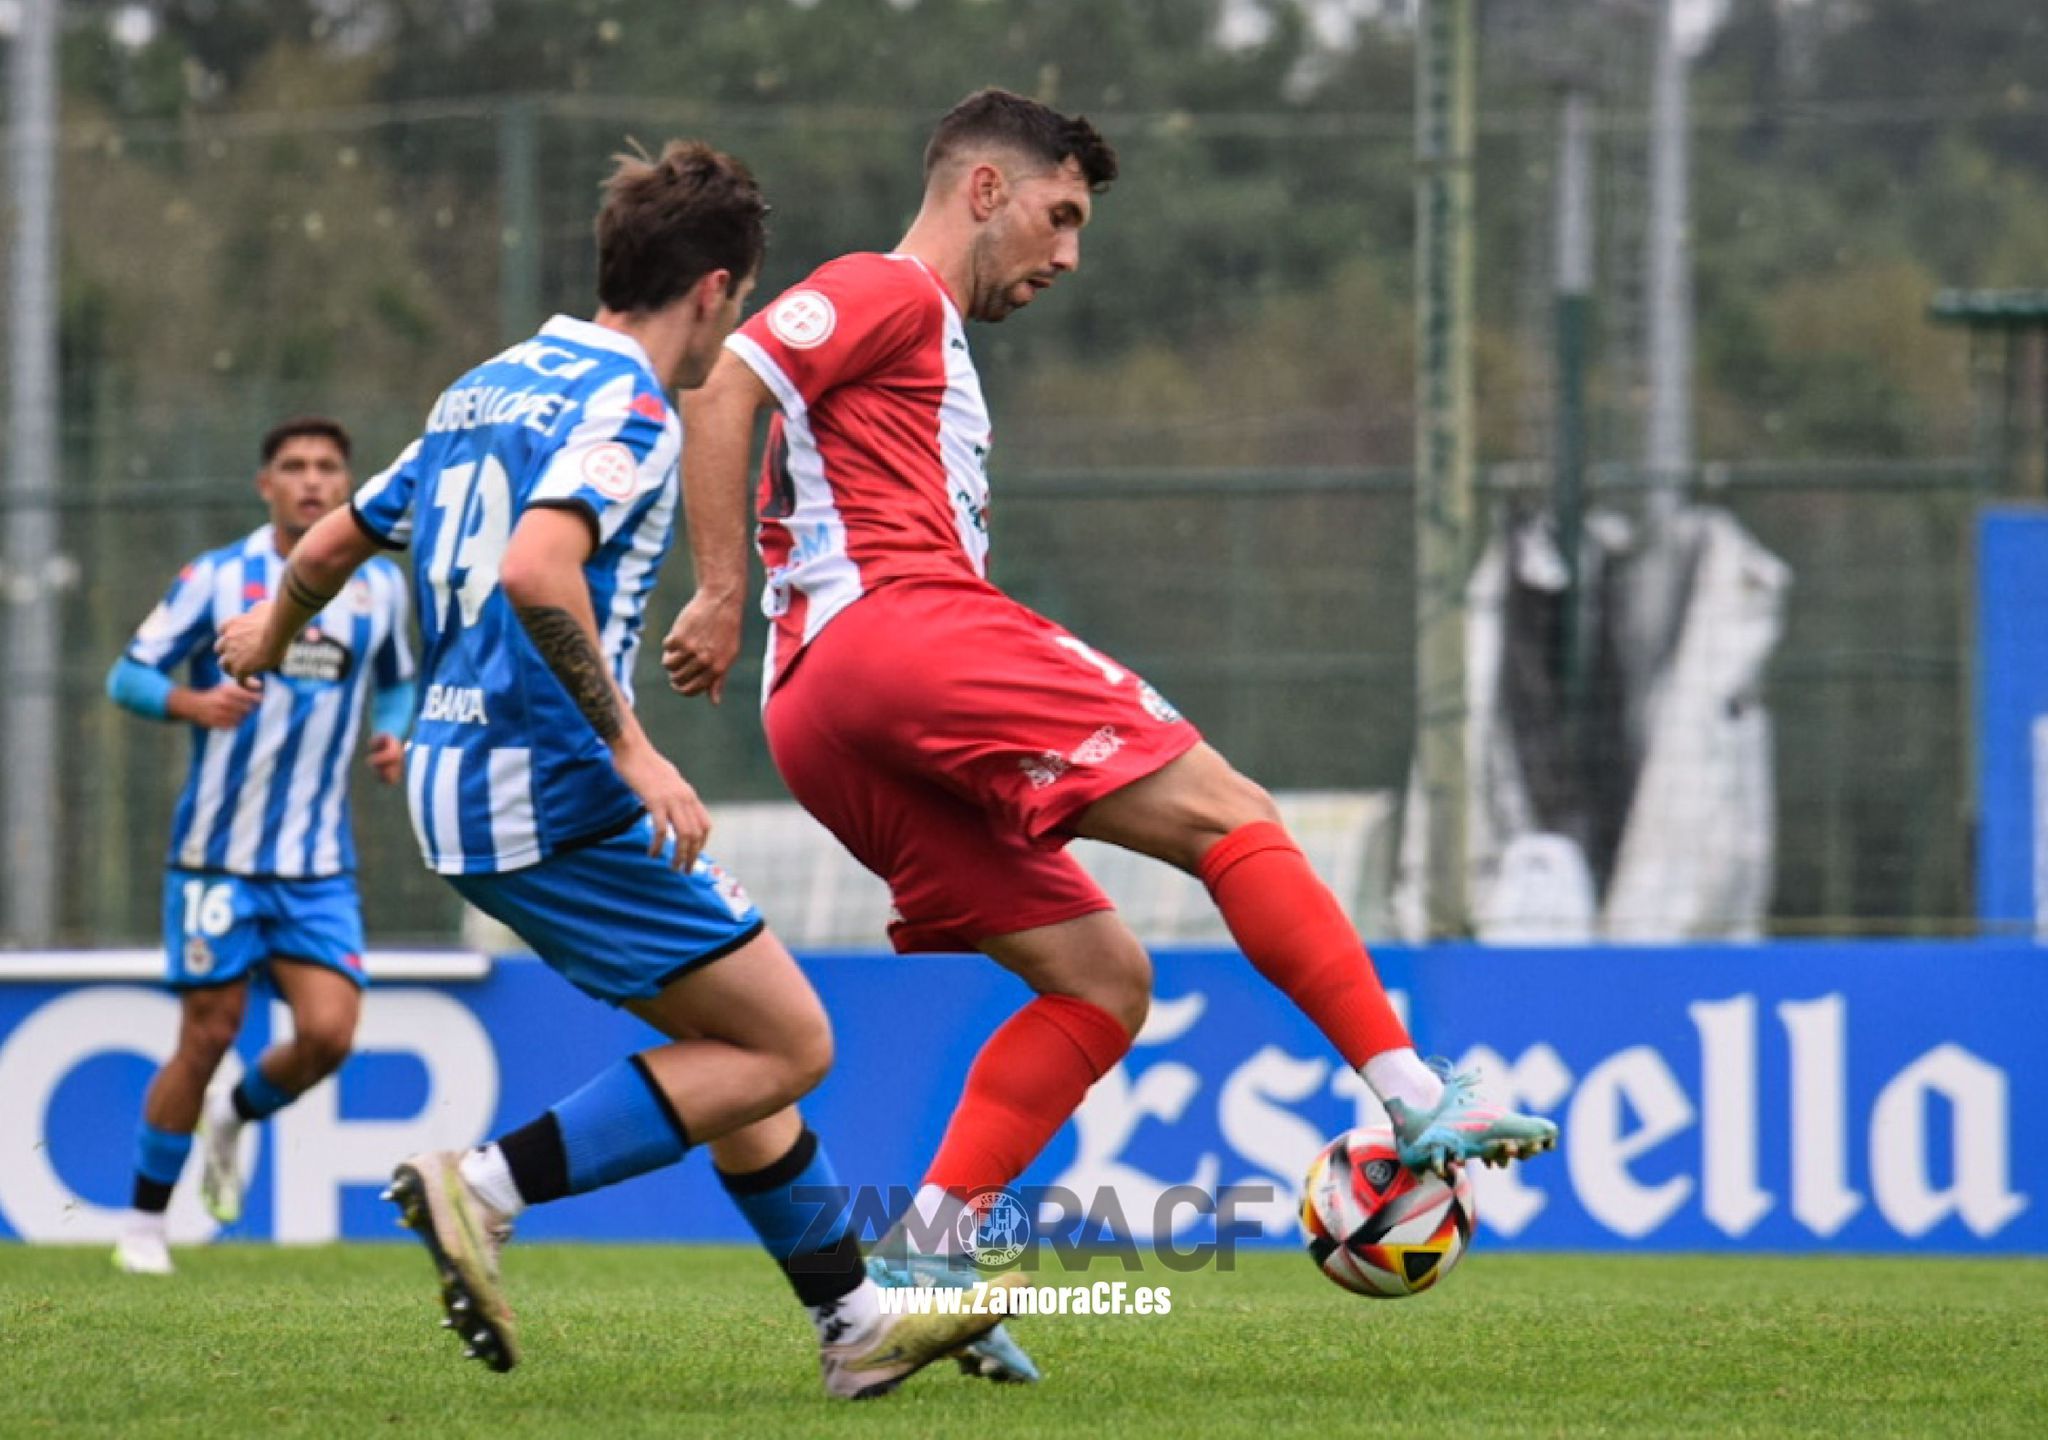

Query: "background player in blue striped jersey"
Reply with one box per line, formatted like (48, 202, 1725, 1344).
(106, 416, 416, 1276)
(217, 141, 1007, 1398)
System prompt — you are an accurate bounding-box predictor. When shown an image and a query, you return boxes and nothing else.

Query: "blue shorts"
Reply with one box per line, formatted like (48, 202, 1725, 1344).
(449, 818, 765, 1006)
(162, 869, 367, 991)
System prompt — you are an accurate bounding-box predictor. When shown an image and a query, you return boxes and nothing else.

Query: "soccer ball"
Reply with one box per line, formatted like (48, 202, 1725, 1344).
(1299, 1125, 1477, 1298)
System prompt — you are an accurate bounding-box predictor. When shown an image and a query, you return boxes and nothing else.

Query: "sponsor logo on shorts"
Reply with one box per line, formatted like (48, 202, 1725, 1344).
(183, 937, 215, 977)
(1138, 682, 1183, 725)
(1070, 726, 1124, 767)
(1020, 750, 1071, 790)
(767, 290, 836, 350)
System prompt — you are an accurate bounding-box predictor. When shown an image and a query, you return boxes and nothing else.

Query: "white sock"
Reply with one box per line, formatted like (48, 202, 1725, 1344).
(126, 1208, 168, 1239)
(1362, 1049, 1446, 1113)
(458, 1143, 526, 1218)
(204, 1084, 242, 1135)
(809, 1277, 882, 1348)
(902, 1183, 969, 1261)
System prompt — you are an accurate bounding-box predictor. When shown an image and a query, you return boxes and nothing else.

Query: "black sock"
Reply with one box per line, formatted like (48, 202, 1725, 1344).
(132, 1176, 174, 1214)
(495, 1111, 571, 1207)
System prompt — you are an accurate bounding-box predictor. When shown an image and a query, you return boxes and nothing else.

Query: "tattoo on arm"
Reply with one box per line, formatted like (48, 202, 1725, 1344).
(515, 604, 622, 742)
(282, 566, 337, 613)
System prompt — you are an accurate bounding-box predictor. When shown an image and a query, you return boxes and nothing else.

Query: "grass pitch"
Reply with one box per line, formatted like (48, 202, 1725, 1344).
(3, 1246, 2043, 1438)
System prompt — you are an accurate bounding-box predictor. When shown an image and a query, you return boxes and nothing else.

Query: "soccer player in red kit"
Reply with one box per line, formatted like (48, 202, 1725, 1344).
(666, 88, 1556, 1374)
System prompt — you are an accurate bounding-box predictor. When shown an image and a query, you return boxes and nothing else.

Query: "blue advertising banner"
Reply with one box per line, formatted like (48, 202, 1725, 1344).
(1976, 507, 2048, 930)
(1, 942, 2041, 1253)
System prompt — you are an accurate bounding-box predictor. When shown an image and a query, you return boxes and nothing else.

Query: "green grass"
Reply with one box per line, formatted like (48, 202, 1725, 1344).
(2, 1246, 2043, 1438)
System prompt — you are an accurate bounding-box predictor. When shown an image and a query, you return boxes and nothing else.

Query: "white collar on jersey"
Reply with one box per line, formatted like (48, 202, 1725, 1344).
(540, 314, 659, 376)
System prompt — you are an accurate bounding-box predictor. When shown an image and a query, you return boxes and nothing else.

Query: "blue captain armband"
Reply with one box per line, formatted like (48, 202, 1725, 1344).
(106, 656, 176, 720)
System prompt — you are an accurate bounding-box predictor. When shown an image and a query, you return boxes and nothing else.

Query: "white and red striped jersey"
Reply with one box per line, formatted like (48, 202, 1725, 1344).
(724, 252, 993, 696)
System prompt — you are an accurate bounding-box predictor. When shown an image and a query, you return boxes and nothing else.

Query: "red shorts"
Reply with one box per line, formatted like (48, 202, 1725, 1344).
(764, 578, 1202, 953)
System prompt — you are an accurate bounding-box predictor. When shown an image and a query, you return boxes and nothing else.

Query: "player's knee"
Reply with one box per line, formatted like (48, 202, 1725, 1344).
(178, 998, 244, 1065)
(778, 1007, 836, 1100)
(293, 1019, 355, 1078)
(1090, 940, 1153, 1038)
(1215, 767, 1282, 831)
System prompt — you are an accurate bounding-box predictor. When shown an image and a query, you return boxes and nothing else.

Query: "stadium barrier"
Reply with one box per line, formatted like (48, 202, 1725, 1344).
(0, 942, 2038, 1253)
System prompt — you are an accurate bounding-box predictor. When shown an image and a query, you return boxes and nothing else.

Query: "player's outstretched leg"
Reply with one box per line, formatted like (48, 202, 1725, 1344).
(385, 1150, 518, 1372)
(1081, 745, 1562, 1179)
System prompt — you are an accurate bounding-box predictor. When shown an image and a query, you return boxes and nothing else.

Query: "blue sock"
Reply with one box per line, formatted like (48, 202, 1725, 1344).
(719, 1128, 865, 1307)
(231, 1064, 295, 1122)
(549, 1055, 689, 1196)
(133, 1122, 192, 1213)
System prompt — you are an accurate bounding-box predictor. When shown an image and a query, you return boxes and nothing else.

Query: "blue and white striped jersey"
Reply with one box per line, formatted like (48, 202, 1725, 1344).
(351, 314, 682, 875)
(126, 527, 415, 878)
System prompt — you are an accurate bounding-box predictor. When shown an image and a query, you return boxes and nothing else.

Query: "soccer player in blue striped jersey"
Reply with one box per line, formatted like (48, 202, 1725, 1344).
(217, 141, 1009, 1397)
(106, 416, 416, 1276)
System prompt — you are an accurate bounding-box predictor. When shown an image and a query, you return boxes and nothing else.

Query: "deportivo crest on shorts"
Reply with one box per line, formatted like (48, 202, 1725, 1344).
(183, 936, 215, 977)
(767, 290, 837, 350)
(699, 858, 754, 921)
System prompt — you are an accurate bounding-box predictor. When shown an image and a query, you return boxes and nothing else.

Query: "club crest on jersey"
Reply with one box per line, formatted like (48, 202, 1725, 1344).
(581, 441, 639, 501)
(347, 577, 374, 613)
(1138, 682, 1183, 724)
(280, 630, 353, 685)
(767, 290, 837, 350)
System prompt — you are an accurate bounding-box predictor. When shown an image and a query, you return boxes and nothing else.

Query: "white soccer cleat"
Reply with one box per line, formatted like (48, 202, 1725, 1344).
(196, 1083, 244, 1226)
(818, 1273, 1024, 1400)
(385, 1151, 519, 1373)
(111, 1228, 175, 1277)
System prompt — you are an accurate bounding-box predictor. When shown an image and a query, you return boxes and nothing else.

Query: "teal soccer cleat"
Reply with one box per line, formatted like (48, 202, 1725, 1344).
(865, 1254, 1042, 1384)
(1384, 1061, 1559, 1180)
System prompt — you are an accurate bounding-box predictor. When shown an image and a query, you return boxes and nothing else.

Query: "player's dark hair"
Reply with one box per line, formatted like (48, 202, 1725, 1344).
(923, 88, 1118, 193)
(596, 140, 768, 314)
(260, 415, 351, 464)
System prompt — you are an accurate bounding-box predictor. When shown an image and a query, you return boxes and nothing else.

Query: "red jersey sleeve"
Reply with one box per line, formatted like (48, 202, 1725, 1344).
(725, 254, 942, 413)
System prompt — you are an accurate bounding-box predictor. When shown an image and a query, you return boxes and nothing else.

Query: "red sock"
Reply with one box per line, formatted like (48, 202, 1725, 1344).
(1199, 821, 1412, 1069)
(923, 994, 1132, 1196)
